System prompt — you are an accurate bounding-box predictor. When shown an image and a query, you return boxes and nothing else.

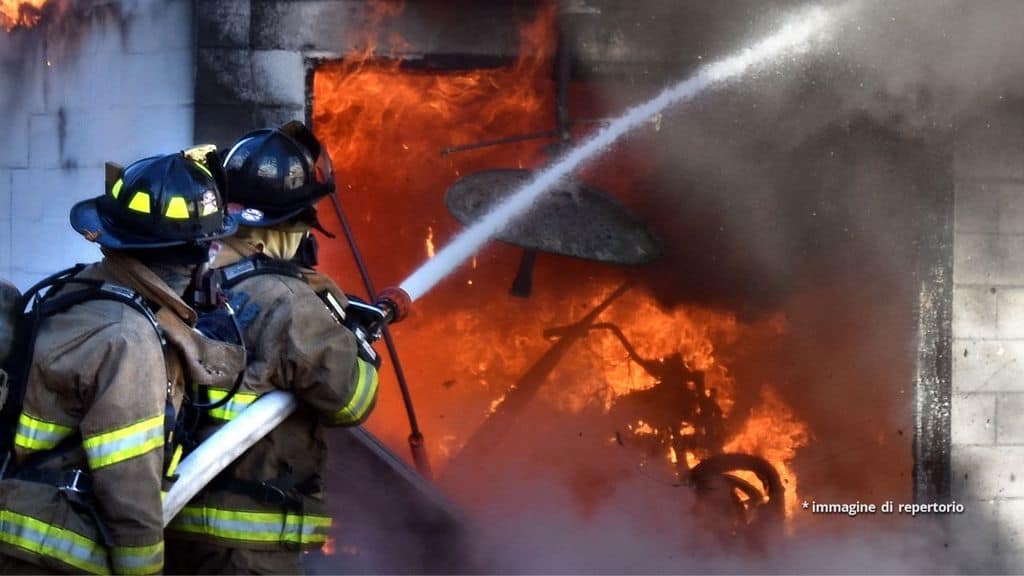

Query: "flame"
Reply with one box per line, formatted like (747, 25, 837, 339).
(723, 385, 811, 518)
(312, 0, 812, 533)
(425, 226, 436, 259)
(322, 535, 337, 557)
(1, 0, 46, 31)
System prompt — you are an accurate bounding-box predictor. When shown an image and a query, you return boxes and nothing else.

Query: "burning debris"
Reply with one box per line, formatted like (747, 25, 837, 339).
(0, 0, 46, 31)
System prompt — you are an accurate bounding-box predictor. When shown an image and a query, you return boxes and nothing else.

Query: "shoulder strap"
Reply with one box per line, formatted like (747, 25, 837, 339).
(218, 254, 307, 291)
(0, 267, 171, 479)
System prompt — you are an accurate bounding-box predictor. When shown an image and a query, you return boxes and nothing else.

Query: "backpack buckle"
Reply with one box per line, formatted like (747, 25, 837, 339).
(59, 469, 87, 494)
(257, 481, 289, 506)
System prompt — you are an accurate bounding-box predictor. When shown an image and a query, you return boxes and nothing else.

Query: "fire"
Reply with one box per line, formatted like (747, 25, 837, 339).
(312, 0, 812, 534)
(1, 0, 46, 31)
(425, 226, 435, 259)
(724, 385, 811, 518)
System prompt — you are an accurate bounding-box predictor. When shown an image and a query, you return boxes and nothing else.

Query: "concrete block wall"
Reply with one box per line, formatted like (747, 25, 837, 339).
(193, 0, 526, 148)
(952, 104, 1024, 572)
(0, 1, 195, 290)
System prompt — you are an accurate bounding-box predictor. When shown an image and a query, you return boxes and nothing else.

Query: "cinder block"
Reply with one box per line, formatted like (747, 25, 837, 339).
(952, 392, 996, 445)
(119, 105, 194, 159)
(954, 285, 998, 339)
(251, 106, 303, 129)
(10, 169, 51, 223)
(197, 0, 251, 49)
(999, 289, 1024, 339)
(1003, 236, 1024, 285)
(1000, 183, 1024, 235)
(952, 445, 1024, 499)
(0, 169, 10, 220)
(252, 1, 352, 52)
(124, 0, 193, 54)
(0, 219, 11, 272)
(28, 114, 61, 169)
(120, 52, 193, 107)
(998, 394, 1024, 444)
(12, 216, 96, 282)
(194, 103, 256, 150)
(196, 49, 256, 106)
(948, 499, 1001, 572)
(954, 339, 1024, 394)
(0, 116, 29, 167)
(955, 233, 1000, 285)
(999, 499, 1024, 552)
(956, 182, 1000, 234)
(251, 51, 306, 107)
(955, 121, 1024, 181)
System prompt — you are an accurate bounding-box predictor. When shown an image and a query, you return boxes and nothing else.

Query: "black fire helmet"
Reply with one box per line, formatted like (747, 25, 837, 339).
(70, 148, 238, 249)
(221, 121, 336, 228)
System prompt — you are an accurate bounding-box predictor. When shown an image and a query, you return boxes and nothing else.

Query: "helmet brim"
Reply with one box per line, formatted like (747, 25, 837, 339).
(71, 196, 239, 249)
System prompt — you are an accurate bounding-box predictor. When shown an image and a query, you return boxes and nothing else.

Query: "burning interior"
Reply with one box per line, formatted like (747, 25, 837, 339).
(302, 1, 950, 572)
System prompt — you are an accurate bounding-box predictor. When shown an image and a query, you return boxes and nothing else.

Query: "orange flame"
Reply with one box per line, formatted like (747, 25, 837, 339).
(1, 0, 47, 31)
(724, 385, 812, 518)
(312, 0, 811, 532)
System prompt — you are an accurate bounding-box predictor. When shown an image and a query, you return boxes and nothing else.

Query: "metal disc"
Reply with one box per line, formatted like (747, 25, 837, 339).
(445, 169, 660, 264)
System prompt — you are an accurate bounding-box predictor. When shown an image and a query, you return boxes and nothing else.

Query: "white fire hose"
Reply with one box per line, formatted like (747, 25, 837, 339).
(162, 390, 298, 525)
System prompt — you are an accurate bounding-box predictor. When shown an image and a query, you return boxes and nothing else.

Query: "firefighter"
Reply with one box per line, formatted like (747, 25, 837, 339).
(0, 150, 243, 575)
(164, 122, 379, 574)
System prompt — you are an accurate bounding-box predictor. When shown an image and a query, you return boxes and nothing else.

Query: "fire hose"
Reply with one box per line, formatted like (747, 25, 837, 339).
(162, 287, 410, 525)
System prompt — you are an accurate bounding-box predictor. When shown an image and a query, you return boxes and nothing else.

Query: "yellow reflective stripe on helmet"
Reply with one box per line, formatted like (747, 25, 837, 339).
(128, 191, 151, 214)
(165, 196, 190, 219)
(206, 388, 259, 422)
(167, 505, 331, 546)
(328, 358, 379, 425)
(0, 509, 108, 574)
(13, 412, 73, 452)
(111, 178, 124, 199)
(82, 414, 164, 470)
(111, 541, 163, 575)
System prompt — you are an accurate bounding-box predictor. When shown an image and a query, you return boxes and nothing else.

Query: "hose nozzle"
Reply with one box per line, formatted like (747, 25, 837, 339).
(376, 286, 411, 324)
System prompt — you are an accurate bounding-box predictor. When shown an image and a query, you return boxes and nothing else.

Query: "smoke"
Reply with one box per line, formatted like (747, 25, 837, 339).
(429, 2, 1013, 573)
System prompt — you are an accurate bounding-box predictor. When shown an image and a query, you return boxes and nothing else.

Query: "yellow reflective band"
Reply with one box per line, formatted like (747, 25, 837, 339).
(207, 388, 259, 422)
(82, 414, 164, 470)
(167, 505, 331, 548)
(165, 196, 190, 219)
(13, 412, 73, 452)
(0, 509, 108, 574)
(329, 358, 379, 425)
(112, 541, 163, 575)
(111, 178, 123, 199)
(166, 444, 184, 478)
(128, 191, 151, 214)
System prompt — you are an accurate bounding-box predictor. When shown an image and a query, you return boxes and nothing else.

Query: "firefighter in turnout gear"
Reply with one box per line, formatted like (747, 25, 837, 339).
(0, 151, 243, 575)
(165, 122, 380, 574)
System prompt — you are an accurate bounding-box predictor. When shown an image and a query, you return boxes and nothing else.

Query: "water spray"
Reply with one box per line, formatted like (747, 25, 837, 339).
(163, 4, 842, 523)
(401, 5, 836, 302)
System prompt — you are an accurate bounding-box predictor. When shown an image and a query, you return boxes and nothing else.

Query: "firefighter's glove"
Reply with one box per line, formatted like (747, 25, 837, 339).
(343, 295, 385, 369)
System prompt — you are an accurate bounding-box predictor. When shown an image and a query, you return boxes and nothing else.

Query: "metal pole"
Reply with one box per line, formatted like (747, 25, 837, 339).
(328, 192, 432, 478)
